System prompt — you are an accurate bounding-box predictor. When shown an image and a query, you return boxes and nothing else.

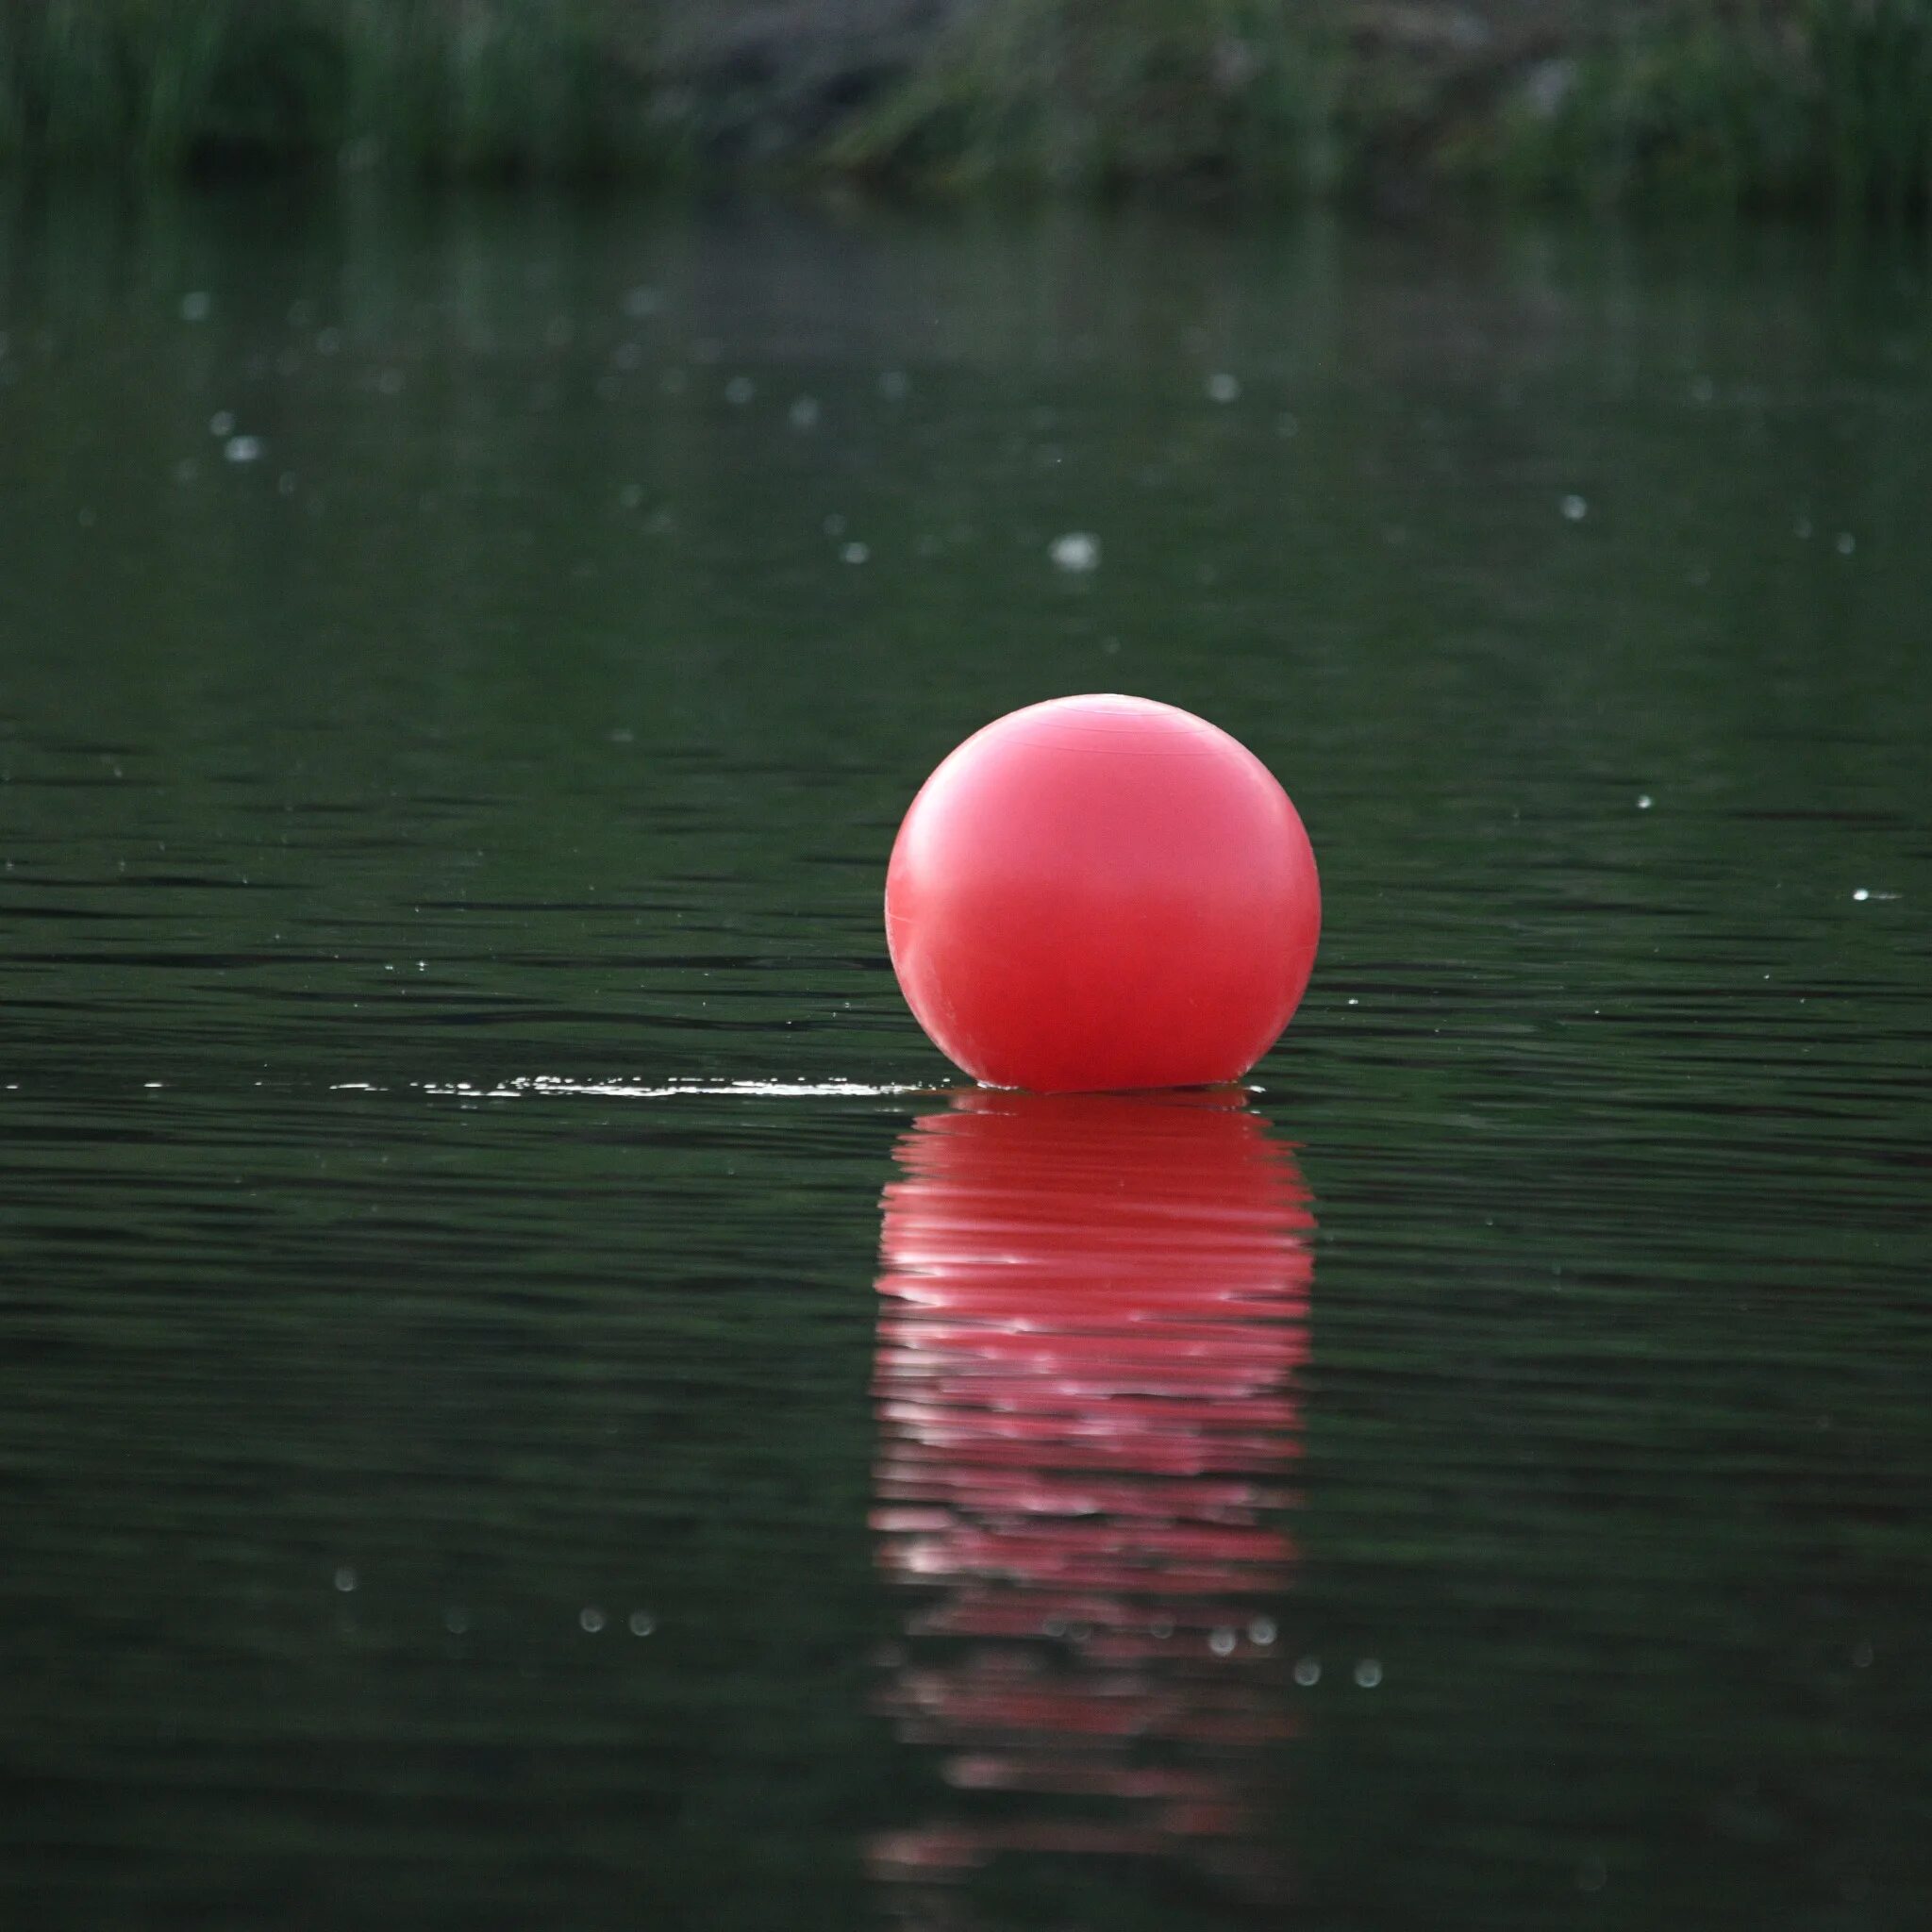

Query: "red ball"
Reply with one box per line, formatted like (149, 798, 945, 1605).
(885, 694, 1320, 1091)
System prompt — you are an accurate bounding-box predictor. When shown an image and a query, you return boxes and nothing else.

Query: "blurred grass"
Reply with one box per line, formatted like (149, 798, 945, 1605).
(1476, 0, 1932, 214)
(822, 0, 1348, 197)
(0, 0, 660, 180)
(1, 0, 1931, 213)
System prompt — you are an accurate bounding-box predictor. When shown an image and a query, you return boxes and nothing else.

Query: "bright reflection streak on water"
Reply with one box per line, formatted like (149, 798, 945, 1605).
(870, 1091, 1313, 1918)
(409, 1077, 930, 1100)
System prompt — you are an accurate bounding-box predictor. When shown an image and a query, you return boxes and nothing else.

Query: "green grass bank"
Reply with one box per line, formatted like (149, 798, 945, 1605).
(3, 1, 1932, 215)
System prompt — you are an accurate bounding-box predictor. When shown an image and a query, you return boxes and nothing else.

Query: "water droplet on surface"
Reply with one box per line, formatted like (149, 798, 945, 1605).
(1836, 532, 1857, 556)
(579, 1607, 606, 1634)
(1207, 372, 1241, 404)
(1853, 888, 1871, 902)
(1355, 1658, 1383, 1688)
(333, 1566, 358, 1593)
(1209, 1627, 1237, 1656)
(724, 375, 756, 406)
(225, 436, 263, 464)
(841, 541, 870, 565)
(1049, 531, 1100, 573)
(628, 1610, 657, 1637)
(179, 291, 211, 323)
(208, 410, 236, 437)
(1560, 493, 1588, 521)
(443, 1607, 469, 1635)
(788, 396, 821, 431)
(1249, 1617, 1277, 1645)
(1293, 1657, 1321, 1686)
(1637, 793, 1653, 809)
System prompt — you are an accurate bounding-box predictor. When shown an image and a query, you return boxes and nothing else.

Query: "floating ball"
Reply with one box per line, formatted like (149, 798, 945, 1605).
(885, 694, 1320, 1092)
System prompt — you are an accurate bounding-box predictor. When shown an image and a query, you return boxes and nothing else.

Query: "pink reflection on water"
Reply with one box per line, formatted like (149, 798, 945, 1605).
(869, 1089, 1314, 1917)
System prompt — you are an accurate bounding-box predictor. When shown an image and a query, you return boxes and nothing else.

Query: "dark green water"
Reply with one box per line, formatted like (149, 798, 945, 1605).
(2, 189, 1930, 1931)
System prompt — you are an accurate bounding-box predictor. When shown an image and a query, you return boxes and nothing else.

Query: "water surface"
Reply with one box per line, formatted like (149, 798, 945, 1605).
(2, 190, 1929, 1930)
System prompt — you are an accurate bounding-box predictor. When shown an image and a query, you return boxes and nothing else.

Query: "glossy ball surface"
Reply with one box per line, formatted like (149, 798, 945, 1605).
(884, 694, 1320, 1091)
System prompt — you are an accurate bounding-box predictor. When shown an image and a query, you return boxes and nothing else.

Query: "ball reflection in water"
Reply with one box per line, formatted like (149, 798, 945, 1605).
(869, 1089, 1315, 1916)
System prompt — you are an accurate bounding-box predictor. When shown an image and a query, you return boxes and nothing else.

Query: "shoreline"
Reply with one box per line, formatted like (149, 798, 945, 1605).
(1, 3, 1929, 219)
